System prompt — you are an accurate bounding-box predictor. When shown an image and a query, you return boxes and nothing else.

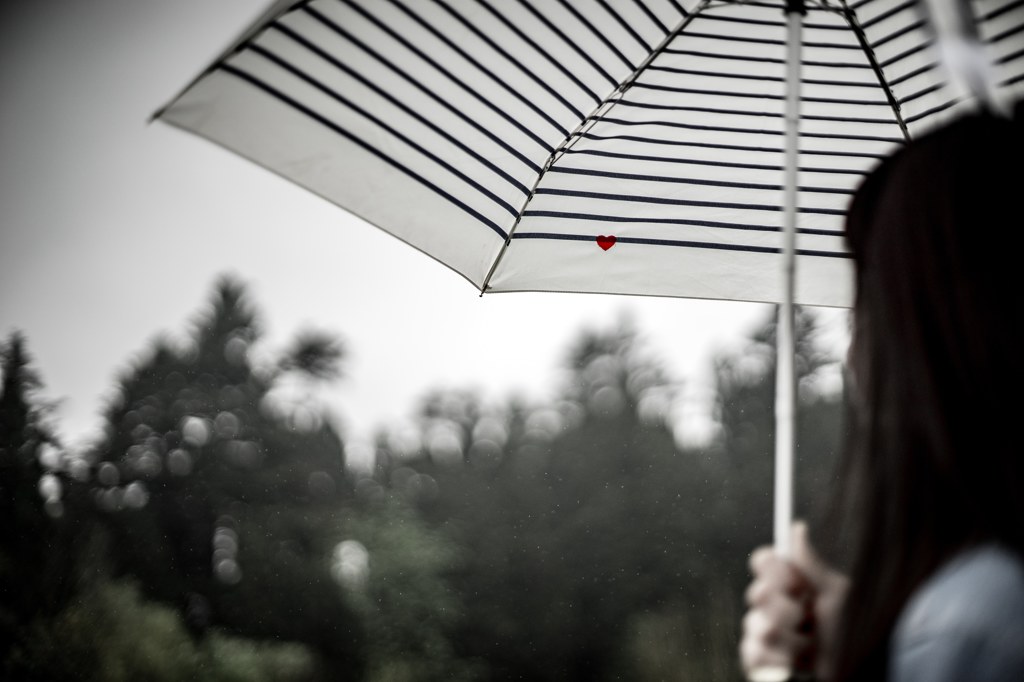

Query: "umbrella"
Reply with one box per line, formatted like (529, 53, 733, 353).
(156, 0, 1024, 572)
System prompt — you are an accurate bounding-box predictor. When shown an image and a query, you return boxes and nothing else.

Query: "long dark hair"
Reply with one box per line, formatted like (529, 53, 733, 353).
(833, 111, 1024, 681)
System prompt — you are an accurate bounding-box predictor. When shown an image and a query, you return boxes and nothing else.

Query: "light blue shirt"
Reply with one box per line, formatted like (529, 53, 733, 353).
(889, 545, 1024, 682)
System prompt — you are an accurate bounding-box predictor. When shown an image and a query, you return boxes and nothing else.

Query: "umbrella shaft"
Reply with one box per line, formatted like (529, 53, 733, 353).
(774, 4, 804, 560)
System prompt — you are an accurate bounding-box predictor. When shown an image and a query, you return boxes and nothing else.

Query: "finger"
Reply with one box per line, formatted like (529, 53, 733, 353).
(740, 632, 793, 673)
(791, 521, 828, 585)
(740, 612, 813, 672)
(746, 565, 814, 606)
(742, 598, 809, 644)
(748, 559, 812, 604)
(763, 590, 811, 633)
(749, 546, 775, 575)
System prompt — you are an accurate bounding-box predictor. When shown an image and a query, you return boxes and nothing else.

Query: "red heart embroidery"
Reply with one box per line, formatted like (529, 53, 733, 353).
(596, 235, 616, 251)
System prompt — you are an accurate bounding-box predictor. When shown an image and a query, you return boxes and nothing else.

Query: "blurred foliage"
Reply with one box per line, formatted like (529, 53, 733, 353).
(8, 579, 315, 681)
(1, 279, 844, 680)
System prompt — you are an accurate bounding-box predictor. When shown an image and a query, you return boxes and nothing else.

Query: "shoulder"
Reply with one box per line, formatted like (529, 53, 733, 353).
(890, 545, 1024, 682)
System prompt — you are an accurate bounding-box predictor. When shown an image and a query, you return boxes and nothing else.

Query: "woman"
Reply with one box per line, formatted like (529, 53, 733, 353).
(740, 111, 1024, 682)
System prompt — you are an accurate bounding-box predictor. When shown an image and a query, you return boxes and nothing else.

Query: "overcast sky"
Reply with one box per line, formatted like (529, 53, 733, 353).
(0, 0, 849, 466)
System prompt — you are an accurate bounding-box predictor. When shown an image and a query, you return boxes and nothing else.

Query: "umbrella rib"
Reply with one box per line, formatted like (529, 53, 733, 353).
(839, 0, 912, 140)
(478, 0, 712, 295)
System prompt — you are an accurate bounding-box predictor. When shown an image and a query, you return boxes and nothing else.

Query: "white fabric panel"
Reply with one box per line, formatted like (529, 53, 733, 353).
(161, 70, 508, 286)
(486, 233, 853, 307)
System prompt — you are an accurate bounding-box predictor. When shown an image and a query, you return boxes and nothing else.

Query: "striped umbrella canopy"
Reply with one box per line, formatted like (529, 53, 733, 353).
(158, 0, 1023, 308)
(157, 0, 1024, 574)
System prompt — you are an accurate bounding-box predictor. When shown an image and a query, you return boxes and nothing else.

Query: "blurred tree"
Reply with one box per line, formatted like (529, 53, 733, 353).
(337, 495, 481, 682)
(0, 332, 94, 670)
(707, 306, 844, 562)
(388, 311, 845, 682)
(2, 293, 846, 681)
(392, 321, 727, 681)
(692, 307, 846, 679)
(8, 579, 317, 682)
(88, 277, 364, 674)
(527, 321, 705, 680)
